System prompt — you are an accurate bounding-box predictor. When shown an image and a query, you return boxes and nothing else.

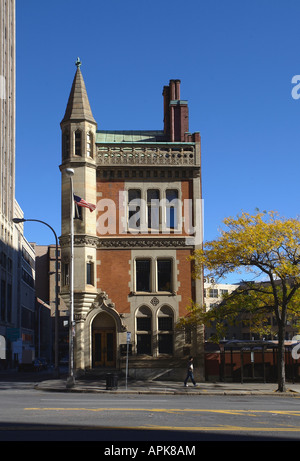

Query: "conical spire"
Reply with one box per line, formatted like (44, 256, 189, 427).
(61, 58, 96, 125)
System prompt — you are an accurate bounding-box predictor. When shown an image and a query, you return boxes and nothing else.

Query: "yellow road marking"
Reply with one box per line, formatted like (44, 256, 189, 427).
(140, 425, 300, 432)
(24, 407, 300, 417)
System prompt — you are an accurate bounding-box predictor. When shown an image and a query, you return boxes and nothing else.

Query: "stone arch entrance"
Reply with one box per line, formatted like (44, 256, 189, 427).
(92, 312, 117, 368)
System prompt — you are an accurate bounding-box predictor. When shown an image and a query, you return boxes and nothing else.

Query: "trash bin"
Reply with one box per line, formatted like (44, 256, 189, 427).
(106, 373, 118, 390)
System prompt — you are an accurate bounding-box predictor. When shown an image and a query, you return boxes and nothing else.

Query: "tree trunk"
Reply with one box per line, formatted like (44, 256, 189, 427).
(277, 323, 286, 392)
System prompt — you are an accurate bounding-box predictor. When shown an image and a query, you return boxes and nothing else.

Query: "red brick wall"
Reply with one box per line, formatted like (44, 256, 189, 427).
(97, 180, 125, 237)
(97, 178, 196, 238)
(176, 248, 194, 317)
(97, 249, 131, 313)
(97, 178, 196, 318)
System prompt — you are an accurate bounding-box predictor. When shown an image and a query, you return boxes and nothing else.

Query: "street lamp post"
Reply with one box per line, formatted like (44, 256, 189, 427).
(12, 217, 60, 377)
(65, 168, 75, 388)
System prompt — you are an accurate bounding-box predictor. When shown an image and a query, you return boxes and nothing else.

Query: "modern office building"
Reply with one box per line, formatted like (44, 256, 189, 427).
(0, 0, 15, 221)
(0, 0, 36, 367)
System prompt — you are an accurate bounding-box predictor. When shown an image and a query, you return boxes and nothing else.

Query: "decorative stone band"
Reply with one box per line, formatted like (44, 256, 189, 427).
(59, 235, 194, 249)
(97, 145, 198, 167)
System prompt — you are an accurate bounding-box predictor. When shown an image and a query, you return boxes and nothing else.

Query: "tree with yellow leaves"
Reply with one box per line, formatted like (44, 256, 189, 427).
(181, 211, 300, 392)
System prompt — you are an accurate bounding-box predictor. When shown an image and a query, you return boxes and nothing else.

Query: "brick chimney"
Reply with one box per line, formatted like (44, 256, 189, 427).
(163, 79, 190, 142)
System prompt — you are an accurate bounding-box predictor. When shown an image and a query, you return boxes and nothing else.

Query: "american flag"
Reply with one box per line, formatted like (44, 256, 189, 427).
(74, 195, 96, 212)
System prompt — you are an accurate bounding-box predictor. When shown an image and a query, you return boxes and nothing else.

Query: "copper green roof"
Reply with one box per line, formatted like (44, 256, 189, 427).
(96, 130, 166, 143)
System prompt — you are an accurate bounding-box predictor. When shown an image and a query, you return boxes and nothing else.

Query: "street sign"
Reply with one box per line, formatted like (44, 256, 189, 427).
(126, 332, 131, 390)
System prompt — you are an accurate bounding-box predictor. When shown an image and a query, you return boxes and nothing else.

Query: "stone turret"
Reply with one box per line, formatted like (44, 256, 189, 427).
(59, 59, 98, 373)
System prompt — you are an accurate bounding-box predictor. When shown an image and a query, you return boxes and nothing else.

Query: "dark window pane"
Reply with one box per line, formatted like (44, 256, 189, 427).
(157, 259, 172, 291)
(147, 189, 160, 230)
(166, 189, 178, 229)
(75, 130, 82, 156)
(166, 189, 178, 201)
(21, 307, 34, 330)
(147, 189, 160, 201)
(137, 334, 152, 355)
(128, 189, 141, 201)
(158, 317, 173, 331)
(86, 262, 94, 285)
(137, 317, 151, 331)
(62, 130, 70, 159)
(128, 189, 141, 229)
(136, 260, 150, 292)
(158, 334, 173, 354)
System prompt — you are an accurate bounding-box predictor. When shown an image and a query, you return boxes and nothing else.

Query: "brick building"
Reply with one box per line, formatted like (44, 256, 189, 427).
(33, 244, 68, 362)
(59, 60, 204, 380)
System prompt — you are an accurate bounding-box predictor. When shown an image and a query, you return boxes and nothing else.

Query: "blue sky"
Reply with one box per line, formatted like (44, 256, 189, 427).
(15, 0, 300, 282)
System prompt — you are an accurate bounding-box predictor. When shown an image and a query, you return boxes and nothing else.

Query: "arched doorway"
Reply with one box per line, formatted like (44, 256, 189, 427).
(92, 312, 116, 368)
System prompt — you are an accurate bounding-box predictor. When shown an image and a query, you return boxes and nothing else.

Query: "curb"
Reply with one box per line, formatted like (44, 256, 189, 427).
(34, 383, 300, 396)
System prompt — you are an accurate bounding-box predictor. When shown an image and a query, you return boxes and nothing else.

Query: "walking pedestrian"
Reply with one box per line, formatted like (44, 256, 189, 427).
(184, 356, 197, 387)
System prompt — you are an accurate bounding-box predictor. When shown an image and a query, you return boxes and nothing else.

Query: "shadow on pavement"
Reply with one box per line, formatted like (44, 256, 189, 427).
(0, 421, 298, 442)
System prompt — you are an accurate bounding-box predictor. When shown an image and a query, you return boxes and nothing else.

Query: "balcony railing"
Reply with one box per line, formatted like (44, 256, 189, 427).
(97, 145, 197, 166)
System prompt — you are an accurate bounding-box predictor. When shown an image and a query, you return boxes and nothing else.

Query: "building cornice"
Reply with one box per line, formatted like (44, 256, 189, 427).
(59, 234, 194, 250)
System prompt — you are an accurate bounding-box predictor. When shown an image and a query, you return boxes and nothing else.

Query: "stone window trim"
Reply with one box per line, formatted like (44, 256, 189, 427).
(125, 183, 181, 233)
(86, 131, 93, 158)
(135, 304, 175, 356)
(133, 256, 177, 294)
(136, 305, 152, 355)
(157, 305, 174, 355)
(64, 127, 95, 158)
(134, 304, 175, 328)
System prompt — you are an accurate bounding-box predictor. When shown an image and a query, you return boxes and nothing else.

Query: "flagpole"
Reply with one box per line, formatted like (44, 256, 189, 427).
(65, 168, 75, 388)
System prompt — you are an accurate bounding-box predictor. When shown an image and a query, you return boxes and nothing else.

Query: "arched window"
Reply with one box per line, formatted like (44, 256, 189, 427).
(165, 189, 179, 230)
(62, 129, 70, 159)
(128, 189, 141, 231)
(157, 305, 174, 355)
(87, 132, 93, 158)
(75, 130, 82, 156)
(147, 189, 160, 230)
(136, 306, 152, 355)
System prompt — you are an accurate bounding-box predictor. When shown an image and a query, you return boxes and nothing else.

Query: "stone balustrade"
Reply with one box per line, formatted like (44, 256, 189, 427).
(97, 145, 197, 166)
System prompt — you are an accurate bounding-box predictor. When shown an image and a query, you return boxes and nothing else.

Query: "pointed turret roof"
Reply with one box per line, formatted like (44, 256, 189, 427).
(61, 58, 96, 125)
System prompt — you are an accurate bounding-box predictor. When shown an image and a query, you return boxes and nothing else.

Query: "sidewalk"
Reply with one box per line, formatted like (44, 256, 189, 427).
(35, 376, 300, 395)
(2, 368, 299, 395)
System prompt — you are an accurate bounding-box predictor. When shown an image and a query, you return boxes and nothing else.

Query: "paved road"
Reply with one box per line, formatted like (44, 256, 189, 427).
(1, 377, 300, 443)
